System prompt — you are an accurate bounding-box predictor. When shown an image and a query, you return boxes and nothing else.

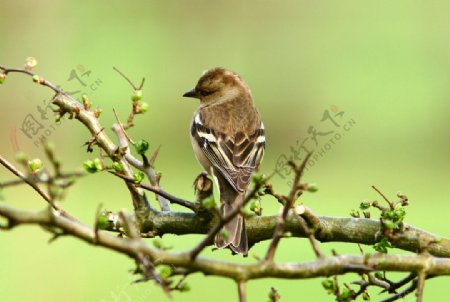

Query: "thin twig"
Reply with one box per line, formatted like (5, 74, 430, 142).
(372, 185, 394, 209)
(111, 123, 169, 211)
(113, 66, 145, 90)
(416, 271, 426, 302)
(111, 172, 196, 211)
(380, 279, 418, 302)
(264, 153, 312, 262)
(93, 203, 103, 244)
(294, 214, 324, 258)
(0, 155, 76, 221)
(237, 281, 246, 302)
(112, 108, 135, 144)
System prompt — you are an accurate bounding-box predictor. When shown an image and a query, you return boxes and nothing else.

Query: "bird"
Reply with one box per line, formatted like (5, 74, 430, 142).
(183, 67, 265, 254)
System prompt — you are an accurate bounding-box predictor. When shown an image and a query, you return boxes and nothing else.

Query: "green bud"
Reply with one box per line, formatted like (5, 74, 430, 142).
(374, 271, 384, 279)
(83, 158, 102, 173)
(133, 171, 145, 183)
(219, 228, 229, 240)
(134, 140, 149, 155)
(44, 141, 55, 153)
(155, 265, 172, 281)
(251, 173, 265, 185)
(359, 200, 371, 210)
(111, 161, 124, 173)
(201, 196, 215, 209)
(94, 108, 102, 118)
(15, 151, 28, 164)
(249, 199, 261, 215)
(49, 184, 63, 199)
(373, 237, 392, 253)
(32, 74, 40, 83)
(307, 183, 319, 193)
(138, 101, 148, 113)
(82, 94, 91, 110)
(340, 288, 352, 301)
(268, 288, 280, 300)
(350, 209, 360, 218)
(97, 212, 109, 230)
(153, 238, 163, 249)
(383, 219, 397, 230)
(152, 238, 173, 250)
(28, 158, 43, 173)
(179, 282, 190, 292)
(393, 205, 406, 220)
(0, 73, 6, 84)
(383, 210, 394, 220)
(132, 90, 143, 101)
(362, 292, 370, 300)
(321, 278, 335, 292)
(25, 57, 38, 69)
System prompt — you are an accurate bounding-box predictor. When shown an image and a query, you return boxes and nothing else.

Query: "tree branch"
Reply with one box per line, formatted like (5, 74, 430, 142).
(1, 203, 449, 281)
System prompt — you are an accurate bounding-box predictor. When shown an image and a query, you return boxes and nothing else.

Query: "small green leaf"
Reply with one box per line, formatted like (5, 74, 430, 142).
(134, 140, 149, 155)
(133, 171, 145, 183)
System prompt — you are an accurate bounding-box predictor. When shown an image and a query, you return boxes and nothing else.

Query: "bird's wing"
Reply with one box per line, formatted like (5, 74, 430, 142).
(191, 113, 265, 193)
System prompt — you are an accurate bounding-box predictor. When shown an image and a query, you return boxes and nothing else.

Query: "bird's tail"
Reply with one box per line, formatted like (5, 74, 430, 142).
(214, 195, 248, 255)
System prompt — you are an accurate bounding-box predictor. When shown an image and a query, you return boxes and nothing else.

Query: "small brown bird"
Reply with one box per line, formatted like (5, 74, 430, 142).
(183, 68, 265, 254)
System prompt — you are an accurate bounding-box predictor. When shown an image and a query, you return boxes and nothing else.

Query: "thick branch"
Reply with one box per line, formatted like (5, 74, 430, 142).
(0, 203, 449, 281)
(138, 210, 450, 258)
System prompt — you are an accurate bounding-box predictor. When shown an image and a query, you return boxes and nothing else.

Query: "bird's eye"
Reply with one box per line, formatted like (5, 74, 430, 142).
(200, 90, 213, 97)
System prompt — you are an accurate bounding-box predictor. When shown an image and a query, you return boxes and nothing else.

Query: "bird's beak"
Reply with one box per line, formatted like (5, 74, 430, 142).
(182, 88, 198, 98)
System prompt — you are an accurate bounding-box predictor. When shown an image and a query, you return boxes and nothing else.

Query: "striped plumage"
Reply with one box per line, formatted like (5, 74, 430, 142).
(183, 68, 265, 254)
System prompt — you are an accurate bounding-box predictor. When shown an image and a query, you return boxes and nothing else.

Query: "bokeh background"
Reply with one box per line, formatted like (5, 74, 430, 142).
(1, 1, 449, 301)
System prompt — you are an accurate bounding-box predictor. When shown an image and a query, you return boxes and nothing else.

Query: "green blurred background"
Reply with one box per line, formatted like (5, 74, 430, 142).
(1, 1, 449, 301)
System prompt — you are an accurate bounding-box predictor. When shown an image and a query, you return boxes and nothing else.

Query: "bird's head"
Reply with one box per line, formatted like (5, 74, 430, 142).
(183, 67, 251, 106)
